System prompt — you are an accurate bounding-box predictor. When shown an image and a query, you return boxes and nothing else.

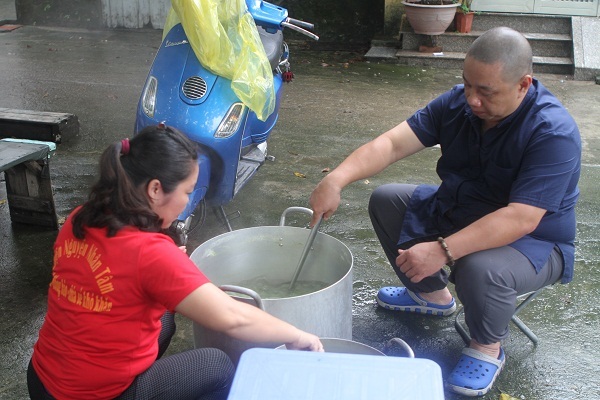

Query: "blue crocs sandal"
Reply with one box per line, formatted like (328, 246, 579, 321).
(447, 347, 506, 397)
(376, 287, 456, 316)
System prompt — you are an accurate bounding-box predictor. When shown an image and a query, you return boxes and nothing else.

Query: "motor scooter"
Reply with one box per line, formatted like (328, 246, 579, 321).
(134, 0, 318, 244)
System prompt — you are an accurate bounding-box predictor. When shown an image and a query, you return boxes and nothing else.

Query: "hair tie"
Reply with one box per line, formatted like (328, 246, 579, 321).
(120, 138, 130, 155)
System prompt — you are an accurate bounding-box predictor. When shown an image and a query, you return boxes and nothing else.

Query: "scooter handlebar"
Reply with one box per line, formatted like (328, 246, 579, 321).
(282, 20, 320, 41)
(246, 0, 287, 30)
(286, 17, 314, 31)
(246, 0, 318, 40)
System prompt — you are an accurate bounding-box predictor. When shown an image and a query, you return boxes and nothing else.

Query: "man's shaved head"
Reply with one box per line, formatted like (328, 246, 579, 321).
(466, 27, 533, 83)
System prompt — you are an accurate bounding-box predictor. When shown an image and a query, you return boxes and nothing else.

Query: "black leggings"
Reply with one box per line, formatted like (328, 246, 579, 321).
(28, 312, 235, 400)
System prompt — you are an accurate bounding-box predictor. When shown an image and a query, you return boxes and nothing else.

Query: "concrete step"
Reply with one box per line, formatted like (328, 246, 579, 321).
(365, 47, 573, 76)
(366, 12, 575, 77)
(468, 12, 572, 34)
(401, 31, 573, 58)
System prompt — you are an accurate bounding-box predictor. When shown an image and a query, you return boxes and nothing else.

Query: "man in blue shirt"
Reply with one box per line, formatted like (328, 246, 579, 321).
(309, 27, 580, 397)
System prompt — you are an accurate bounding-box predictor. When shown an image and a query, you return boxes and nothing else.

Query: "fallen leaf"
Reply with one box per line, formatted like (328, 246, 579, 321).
(348, 57, 364, 63)
(294, 172, 306, 178)
(499, 392, 520, 400)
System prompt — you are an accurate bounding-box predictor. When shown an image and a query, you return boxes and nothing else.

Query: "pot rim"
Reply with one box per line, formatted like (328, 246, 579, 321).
(276, 337, 385, 356)
(191, 225, 354, 300)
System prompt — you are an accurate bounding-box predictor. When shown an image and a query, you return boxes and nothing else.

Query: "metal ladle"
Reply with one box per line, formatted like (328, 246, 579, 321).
(288, 216, 322, 291)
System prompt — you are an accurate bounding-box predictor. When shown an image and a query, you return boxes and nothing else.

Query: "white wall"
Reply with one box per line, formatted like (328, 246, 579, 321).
(102, 0, 171, 29)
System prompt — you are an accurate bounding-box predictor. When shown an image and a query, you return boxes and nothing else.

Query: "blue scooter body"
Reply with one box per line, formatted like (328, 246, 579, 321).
(134, 1, 315, 237)
(135, 19, 283, 214)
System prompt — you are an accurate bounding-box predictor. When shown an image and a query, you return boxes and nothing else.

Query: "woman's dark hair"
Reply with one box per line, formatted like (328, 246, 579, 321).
(72, 125, 198, 239)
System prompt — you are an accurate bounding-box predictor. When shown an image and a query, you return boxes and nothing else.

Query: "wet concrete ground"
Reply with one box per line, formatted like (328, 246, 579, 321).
(1, 26, 599, 399)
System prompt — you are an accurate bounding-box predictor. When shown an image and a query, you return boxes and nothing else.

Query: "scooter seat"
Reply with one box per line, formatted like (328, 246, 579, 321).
(258, 27, 284, 71)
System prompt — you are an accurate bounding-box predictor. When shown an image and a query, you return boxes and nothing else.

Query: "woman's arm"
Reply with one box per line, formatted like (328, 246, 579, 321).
(175, 283, 323, 351)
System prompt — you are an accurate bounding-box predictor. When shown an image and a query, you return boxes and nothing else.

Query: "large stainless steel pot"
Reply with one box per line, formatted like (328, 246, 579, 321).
(190, 207, 353, 364)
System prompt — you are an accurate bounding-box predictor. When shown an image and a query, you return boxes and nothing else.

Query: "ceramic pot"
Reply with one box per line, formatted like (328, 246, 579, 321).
(455, 10, 474, 33)
(402, 1, 460, 35)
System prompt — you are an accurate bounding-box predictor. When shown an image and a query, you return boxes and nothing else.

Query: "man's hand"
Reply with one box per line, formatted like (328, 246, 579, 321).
(309, 176, 342, 227)
(396, 241, 447, 283)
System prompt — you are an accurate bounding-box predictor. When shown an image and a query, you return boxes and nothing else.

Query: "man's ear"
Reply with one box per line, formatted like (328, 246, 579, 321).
(146, 179, 163, 201)
(519, 74, 533, 94)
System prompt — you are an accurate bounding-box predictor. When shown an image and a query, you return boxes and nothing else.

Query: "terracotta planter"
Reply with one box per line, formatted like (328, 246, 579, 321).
(402, 1, 460, 36)
(455, 11, 474, 33)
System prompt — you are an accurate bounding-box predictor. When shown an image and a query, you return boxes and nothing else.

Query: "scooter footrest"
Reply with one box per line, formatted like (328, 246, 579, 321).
(235, 159, 262, 196)
(241, 144, 267, 163)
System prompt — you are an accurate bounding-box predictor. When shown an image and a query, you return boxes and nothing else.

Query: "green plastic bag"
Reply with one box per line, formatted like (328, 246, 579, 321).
(164, 0, 276, 121)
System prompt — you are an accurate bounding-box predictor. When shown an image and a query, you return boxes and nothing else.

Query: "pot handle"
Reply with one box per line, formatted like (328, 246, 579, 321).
(384, 337, 415, 358)
(279, 206, 313, 226)
(219, 285, 265, 311)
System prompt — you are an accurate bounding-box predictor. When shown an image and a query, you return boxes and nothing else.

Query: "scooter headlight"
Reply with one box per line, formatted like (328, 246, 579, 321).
(215, 103, 246, 138)
(141, 76, 158, 118)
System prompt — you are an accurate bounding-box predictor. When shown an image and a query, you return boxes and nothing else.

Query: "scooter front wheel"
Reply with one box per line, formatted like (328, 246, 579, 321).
(167, 199, 207, 246)
(186, 198, 207, 236)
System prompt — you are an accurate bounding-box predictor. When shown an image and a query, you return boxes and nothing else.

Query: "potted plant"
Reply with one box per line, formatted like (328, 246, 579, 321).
(455, 0, 475, 33)
(402, 1, 461, 36)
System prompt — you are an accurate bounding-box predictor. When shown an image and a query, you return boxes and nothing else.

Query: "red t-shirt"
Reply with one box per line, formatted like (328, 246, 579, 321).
(32, 210, 210, 399)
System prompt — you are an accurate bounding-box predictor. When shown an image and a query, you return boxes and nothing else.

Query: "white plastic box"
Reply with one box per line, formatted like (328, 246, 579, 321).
(228, 348, 445, 400)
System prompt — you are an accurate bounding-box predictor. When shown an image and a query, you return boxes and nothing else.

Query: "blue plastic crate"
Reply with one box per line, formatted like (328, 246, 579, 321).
(228, 348, 444, 400)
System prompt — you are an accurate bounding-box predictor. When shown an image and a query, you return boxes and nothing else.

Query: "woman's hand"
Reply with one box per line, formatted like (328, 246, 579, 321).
(285, 330, 324, 352)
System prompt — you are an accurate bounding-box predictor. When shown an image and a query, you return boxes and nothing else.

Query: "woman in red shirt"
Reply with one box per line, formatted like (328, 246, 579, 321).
(28, 125, 323, 399)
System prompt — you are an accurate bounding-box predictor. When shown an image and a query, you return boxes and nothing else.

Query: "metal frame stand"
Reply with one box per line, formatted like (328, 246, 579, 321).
(454, 286, 549, 346)
(216, 205, 240, 232)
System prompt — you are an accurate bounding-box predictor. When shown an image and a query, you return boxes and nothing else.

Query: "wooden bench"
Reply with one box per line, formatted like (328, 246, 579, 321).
(0, 108, 79, 143)
(0, 139, 58, 229)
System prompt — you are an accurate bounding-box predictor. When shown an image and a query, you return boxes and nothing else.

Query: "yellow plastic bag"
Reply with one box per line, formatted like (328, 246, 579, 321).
(164, 0, 276, 122)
